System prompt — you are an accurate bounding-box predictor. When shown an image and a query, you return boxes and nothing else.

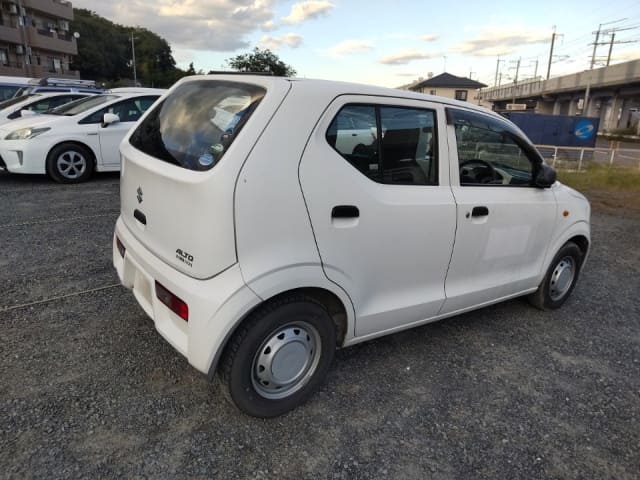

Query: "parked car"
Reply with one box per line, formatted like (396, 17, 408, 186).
(0, 75, 32, 101)
(12, 77, 103, 97)
(0, 92, 94, 125)
(113, 75, 591, 417)
(0, 90, 164, 183)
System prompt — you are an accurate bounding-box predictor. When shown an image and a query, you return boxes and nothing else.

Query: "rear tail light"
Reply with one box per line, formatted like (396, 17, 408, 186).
(115, 235, 126, 258)
(155, 281, 189, 322)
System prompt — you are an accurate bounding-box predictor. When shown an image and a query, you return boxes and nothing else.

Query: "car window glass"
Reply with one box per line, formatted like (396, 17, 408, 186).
(129, 81, 265, 172)
(80, 96, 157, 124)
(449, 108, 535, 186)
(380, 106, 437, 185)
(326, 104, 438, 186)
(49, 95, 117, 116)
(326, 105, 379, 180)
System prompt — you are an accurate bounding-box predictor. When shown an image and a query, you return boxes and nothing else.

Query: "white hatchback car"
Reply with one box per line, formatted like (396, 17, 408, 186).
(0, 89, 164, 183)
(113, 75, 590, 417)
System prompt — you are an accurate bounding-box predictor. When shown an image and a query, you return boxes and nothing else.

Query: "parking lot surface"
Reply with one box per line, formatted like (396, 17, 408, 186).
(1, 171, 638, 479)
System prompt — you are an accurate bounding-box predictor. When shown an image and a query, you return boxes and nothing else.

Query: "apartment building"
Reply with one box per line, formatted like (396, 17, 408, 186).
(0, 0, 78, 79)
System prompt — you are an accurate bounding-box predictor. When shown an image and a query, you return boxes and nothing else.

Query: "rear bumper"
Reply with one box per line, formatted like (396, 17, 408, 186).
(113, 216, 262, 374)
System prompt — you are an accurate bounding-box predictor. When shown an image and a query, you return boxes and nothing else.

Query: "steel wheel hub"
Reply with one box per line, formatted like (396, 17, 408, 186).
(252, 322, 321, 400)
(549, 256, 575, 301)
(57, 151, 86, 179)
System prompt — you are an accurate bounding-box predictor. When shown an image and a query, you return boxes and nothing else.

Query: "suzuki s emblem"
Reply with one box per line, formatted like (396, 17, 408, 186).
(136, 187, 143, 204)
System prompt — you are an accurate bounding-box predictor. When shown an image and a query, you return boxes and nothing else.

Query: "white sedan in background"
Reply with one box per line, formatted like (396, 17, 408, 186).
(0, 92, 94, 126)
(0, 88, 165, 183)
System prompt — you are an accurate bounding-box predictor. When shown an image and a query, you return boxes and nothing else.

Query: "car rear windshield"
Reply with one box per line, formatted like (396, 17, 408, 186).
(129, 80, 266, 171)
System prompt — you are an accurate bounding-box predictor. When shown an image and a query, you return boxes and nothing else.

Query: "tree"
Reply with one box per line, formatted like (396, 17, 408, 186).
(225, 48, 296, 77)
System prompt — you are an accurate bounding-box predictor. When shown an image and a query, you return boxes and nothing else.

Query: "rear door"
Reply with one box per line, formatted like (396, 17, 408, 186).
(120, 77, 291, 279)
(442, 107, 557, 314)
(299, 96, 456, 337)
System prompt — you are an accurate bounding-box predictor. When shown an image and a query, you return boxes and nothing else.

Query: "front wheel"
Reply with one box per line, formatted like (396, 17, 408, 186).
(219, 295, 336, 418)
(528, 241, 583, 310)
(47, 143, 94, 184)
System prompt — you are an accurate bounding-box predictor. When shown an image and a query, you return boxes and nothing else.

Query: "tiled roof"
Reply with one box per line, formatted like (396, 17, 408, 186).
(411, 72, 487, 90)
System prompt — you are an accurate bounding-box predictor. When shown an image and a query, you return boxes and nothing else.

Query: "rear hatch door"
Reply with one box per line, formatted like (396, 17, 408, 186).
(120, 76, 291, 279)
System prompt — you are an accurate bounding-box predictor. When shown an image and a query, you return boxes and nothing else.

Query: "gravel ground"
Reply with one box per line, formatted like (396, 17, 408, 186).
(1, 171, 639, 479)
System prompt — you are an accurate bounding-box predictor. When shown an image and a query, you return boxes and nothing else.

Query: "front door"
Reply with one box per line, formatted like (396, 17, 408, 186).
(442, 107, 557, 314)
(299, 96, 456, 337)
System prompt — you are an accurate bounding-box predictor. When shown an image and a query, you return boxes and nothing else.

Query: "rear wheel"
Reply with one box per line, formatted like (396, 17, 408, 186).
(528, 241, 583, 310)
(219, 295, 336, 418)
(47, 143, 94, 184)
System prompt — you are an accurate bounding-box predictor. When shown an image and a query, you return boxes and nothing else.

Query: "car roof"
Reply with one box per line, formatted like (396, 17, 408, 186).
(177, 74, 499, 119)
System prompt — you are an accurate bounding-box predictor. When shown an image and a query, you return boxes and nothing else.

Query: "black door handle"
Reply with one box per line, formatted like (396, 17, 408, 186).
(332, 205, 359, 218)
(471, 206, 489, 217)
(134, 209, 147, 225)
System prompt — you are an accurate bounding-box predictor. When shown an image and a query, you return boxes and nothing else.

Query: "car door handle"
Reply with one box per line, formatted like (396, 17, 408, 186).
(87, 132, 98, 136)
(332, 205, 359, 218)
(471, 206, 489, 217)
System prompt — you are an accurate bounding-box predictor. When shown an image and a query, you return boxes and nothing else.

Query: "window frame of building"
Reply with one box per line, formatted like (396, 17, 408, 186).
(454, 90, 468, 101)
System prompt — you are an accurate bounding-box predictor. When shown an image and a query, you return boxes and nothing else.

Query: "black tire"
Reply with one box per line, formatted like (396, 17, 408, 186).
(528, 241, 583, 310)
(219, 295, 336, 418)
(46, 143, 94, 184)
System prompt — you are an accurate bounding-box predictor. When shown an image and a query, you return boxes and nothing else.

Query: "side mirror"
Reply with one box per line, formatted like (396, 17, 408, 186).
(534, 163, 557, 188)
(102, 112, 120, 128)
(20, 109, 36, 117)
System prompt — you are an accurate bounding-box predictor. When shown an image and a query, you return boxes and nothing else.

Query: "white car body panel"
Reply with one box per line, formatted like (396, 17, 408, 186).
(0, 91, 164, 175)
(112, 75, 591, 377)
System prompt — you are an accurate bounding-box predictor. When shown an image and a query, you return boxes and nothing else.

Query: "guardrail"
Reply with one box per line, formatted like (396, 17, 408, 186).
(535, 145, 640, 171)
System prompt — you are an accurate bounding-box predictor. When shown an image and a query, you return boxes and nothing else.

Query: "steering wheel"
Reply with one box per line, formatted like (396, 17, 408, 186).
(459, 159, 500, 184)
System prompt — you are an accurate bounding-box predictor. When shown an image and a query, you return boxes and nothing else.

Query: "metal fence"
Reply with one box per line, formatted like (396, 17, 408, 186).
(535, 145, 640, 171)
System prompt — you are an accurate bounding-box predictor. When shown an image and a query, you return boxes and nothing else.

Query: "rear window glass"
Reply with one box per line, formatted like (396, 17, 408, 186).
(129, 80, 266, 171)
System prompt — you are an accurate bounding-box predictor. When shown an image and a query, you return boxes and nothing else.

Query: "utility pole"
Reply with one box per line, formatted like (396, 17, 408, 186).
(547, 28, 563, 80)
(130, 31, 138, 86)
(606, 33, 616, 66)
(494, 56, 504, 86)
(511, 57, 521, 105)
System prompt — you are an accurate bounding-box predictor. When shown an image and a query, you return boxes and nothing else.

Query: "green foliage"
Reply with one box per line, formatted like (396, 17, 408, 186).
(224, 48, 296, 77)
(71, 9, 188, 87)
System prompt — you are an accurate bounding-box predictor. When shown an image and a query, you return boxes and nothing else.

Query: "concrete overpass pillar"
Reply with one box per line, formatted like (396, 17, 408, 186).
(606, 95, 624, 130)
(568, 99, 578, 116)
(552, 100, 561, 115)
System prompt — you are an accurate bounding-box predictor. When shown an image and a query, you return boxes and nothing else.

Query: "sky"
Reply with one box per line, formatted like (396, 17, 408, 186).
(71, 0, 640, 88)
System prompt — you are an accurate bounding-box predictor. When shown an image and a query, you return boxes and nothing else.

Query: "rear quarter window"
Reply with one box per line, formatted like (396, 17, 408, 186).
(129, 80, 265, 171)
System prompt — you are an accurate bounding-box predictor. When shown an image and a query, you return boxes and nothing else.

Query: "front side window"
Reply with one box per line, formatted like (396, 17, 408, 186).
(326, 104, 438, 186)
(449, 108, 537, 186)
(129, 80, 265, 171)
(80, 96, 158, 124)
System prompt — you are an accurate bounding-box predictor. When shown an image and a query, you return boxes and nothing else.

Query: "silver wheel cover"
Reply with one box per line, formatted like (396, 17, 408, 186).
(56, 150, 87, 179)
(549, 256, 576, 301)
(251, 321, 322, 400)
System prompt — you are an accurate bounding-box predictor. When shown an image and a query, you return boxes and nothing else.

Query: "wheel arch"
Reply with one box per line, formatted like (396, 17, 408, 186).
(207, 285, 352, 381)
(541, 221, 591, 280)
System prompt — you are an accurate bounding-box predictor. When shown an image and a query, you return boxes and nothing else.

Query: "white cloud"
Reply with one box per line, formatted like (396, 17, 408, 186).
(422, 34, 439, 42)
(262, 19, 277, 31)
(453, 28, 549, 57)
(282, 1, 334, 24)
(379, 49, 440, 65)
(259, 33, 303, 50)
(326, 39, 373, 58)
(71, 0, 278, 51)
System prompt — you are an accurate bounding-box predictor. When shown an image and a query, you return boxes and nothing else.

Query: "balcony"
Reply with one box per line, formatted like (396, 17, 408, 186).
(25, 25, 77, 55)
(28, 64, 79, 79)
(21, 0, 74, 21)
(0, 23, 21, 43)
